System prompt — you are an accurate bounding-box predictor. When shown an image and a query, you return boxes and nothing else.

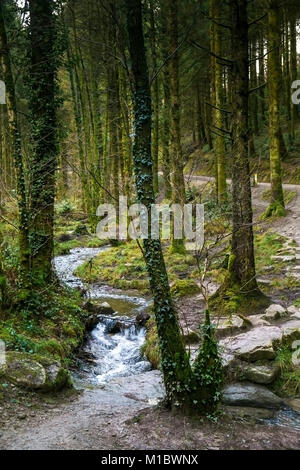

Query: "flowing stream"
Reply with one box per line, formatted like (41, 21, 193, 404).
(54, 247, 154, 387)
(53, 246, 300, 430)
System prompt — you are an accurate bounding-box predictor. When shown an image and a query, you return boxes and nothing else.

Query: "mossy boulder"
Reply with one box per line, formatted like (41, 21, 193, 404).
(2, 351, 72, 392)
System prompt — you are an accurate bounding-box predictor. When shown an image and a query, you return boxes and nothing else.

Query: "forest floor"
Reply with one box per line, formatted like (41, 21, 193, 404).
(0, 179, 300, 450)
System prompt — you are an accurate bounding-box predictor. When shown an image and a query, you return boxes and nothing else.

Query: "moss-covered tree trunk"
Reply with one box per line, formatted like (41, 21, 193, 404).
(28, 0, 59, 284)
(160, 6, 172, 200)
(0, 0, 30, 298)
(212, 0, 227, 204)
(228, 0, 259, 294)
(149, 0, 159, 195)
(167, 0, 186, 253)
(290, 16, 297, 139)
(264, 0, 285, 217)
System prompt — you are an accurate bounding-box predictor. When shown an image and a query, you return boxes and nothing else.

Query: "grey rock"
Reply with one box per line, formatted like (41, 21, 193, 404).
(285, 398, 300, 413)
(225, 406, 275, 420)
(98, 302, 115, 315)
(271, 255, 296, 262)
(263, 304, 286, 321)
(219, 326, 282, 362)
(281, 320, 300, 341)
(222, 382, 283, 409)
(213, 315, 247, 339)
(4, 352, 71, 392)
(5, 354, 46, 389)
(247, 314, 270, 327)
(243, 363, 280, 385)
(83, 300, 115, 316)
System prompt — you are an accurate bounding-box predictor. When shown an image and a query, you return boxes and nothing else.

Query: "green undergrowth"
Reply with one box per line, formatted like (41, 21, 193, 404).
(75, 241, 199, 298)
(0, 287, 87, 365)
(255, 231, 292, 274)
(294, 298, 300, 308)
(272, 344, 300, 397)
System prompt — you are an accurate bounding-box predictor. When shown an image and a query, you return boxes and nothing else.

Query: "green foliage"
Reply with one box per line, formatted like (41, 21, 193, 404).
(272, 345, 300, 397)
(294, 298, 300, 308)
(193, 311, 223, 412)
(0, 287, 85, 362)
(55, 200, 75, 215)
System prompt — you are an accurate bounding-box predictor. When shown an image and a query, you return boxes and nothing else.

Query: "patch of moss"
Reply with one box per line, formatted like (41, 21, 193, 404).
(171, 279, 201, 298)
(261, 201, 287, 220)
(141, 316, 160, 369)
(209, 281, 269, 316)
(294, 298, 300, 308)
(255, 231, 288, 273)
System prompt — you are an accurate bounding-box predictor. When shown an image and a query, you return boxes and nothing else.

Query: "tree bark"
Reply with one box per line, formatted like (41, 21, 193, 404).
(28, 0, 58, 284)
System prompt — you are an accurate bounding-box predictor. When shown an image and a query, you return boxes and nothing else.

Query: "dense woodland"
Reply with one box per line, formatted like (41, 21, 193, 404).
(0, 0, 300, 451)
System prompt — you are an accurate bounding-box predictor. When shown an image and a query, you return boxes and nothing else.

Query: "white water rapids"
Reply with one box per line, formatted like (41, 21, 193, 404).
(53, 247, 153, 385)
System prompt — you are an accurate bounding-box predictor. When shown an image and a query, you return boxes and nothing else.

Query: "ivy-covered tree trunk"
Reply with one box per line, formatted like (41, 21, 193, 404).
(28, 0, 59, 284)
(126, 0, 222, 415)
(0, 0, 30, 298)
(264, 0, 285, 217)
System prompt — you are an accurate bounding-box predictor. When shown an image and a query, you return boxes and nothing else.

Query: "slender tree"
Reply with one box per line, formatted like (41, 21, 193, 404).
(167, 0, 186, 253)
(28, 0, 59, 284)
(0, 0, 30, 298)
(263, 0, 285, 217)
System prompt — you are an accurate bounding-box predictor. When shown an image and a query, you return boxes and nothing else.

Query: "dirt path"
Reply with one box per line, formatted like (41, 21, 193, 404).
(1, 373, 300, 450)
(1, 177, 300, 450)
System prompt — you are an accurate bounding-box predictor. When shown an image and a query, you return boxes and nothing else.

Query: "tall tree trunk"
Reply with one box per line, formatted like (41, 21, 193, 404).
(126, 0, 224, 416)
(28, 0, 58, 284)
(264, 0, 285, 217)
(167, 0, 186, 253)
(160, 4, 172, 199)
(0, 0, 30, 298)
(221, 0, 259, 295)
(149, 0, 159, 195)
(212, 0, 227, 204)
(290, 16, 297, 138)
